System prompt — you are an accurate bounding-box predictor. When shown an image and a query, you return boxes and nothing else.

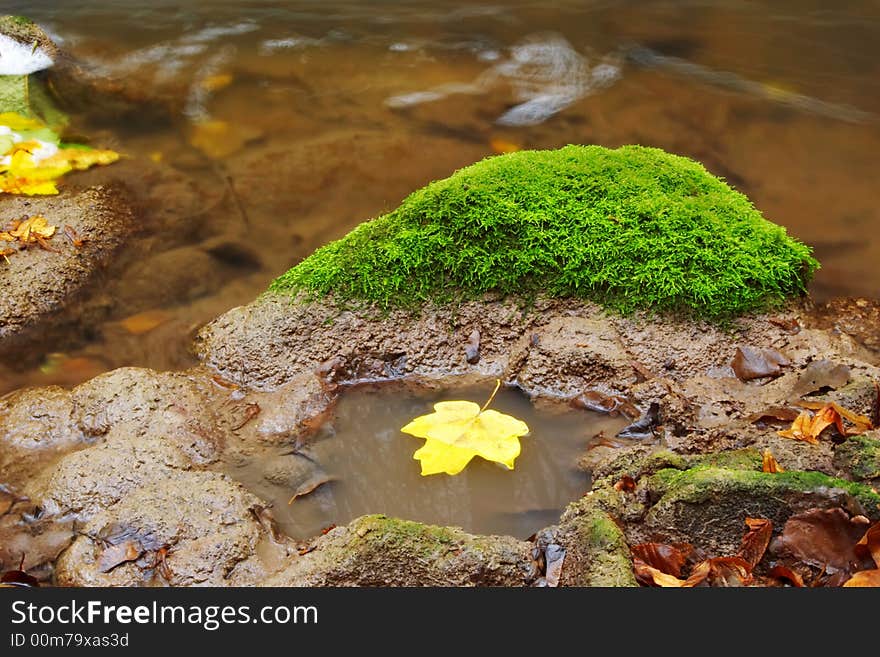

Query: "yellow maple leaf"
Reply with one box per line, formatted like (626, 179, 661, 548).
(400, 379, 530, 476)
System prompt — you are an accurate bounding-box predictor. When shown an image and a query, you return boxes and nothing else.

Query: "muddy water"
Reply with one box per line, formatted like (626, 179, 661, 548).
(2, 1, 880, 394)
(226, 383, 631, 539)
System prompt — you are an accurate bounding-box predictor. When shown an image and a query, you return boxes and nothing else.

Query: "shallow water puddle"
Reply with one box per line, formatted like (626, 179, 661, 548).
(226, 382, 631, 540)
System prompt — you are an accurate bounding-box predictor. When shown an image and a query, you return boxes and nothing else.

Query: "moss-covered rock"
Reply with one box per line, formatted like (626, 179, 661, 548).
(554, 500, 638, 587)
(272, 145, 818, 320)
(263, 515, 536, 586)
(834, 433, 880, 481)
(638, 467, 880, 555)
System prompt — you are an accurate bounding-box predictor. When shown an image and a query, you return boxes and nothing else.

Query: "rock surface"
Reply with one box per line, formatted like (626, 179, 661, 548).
(0, 185, 134, 358)
(2, 292, 880, 586)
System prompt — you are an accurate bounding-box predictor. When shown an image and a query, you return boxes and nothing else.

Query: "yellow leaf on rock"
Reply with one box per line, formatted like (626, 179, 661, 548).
(400, 380, 529, 476)
(118, 309, 173, 335)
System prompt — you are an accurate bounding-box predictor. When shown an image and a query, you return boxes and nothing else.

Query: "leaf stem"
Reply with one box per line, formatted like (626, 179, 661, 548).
(480, 379, 502, 414)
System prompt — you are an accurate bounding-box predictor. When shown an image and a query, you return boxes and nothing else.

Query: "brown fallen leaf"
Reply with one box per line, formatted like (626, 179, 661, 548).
(98, 540, 142, 573)
(771, 507, 866, 574)
(731, 346, 790, 381)
(0, 555, 39, 588)
(634, 558, 709, 587)
(739, 517, 773, 568)
(211, 374, 240, 390)
(762, 450, 785, 473)
(768, 317, 801, 334)
(854, 521, 880, 568)
(842, 570, 880, 587)
(62, 224, 86, 248)
(633, 558, 689, 587)
(287, 474, 332, 505)
(251, 505, 285, 543)
(631, 542, 690, 578)
(320, 524, 336, 535)
(768, 565, 805, 587)
(631, 361, 656, 383)
(232, 402, 261, 431)
(572, 389, 640, 419)
(616, 402, 660, 439)
(151, 545, 173, 582)
(748, 406, 801, 426)
(702, 556, 753, 587)
(613, 475, 636, 492)
(119, 309, 173, 335)
(791, 359, 850, 397)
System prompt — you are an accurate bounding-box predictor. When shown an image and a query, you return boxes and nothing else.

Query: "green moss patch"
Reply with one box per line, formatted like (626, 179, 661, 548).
(272, 144, 818, 320)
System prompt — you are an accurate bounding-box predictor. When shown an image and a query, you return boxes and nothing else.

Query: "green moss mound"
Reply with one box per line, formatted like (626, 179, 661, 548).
(271, 144, 818, 319)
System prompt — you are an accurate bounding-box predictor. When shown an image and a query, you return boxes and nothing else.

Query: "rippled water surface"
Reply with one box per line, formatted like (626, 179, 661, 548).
(2, 0, 880, 392)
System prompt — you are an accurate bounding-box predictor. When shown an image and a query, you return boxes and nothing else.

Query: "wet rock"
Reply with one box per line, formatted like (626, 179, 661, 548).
(550, 499, 638, 587)
(56, 471, 273, 586)
(0, 184, 135, 359)
(516, 316, 633, 397)
(113, 247, 229, 312)
(245, 374, 335, 446)
(263, 515, 536, 586)
(30, 433, 193, 520)
(635, 466, 880, 556)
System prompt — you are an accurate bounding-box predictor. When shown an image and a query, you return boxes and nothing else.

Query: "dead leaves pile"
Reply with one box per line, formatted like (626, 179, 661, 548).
(0, 214, 57, 259)
(633, 510, 880, 587)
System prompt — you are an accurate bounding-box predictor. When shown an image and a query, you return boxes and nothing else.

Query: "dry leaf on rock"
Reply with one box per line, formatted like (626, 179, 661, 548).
(731, 346, 790, 381)
(739, 517, 773, 568)
(762, 450, 785, 473)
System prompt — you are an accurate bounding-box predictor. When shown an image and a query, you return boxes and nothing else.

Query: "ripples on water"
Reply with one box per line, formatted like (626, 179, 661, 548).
(2, 1, 879, 392)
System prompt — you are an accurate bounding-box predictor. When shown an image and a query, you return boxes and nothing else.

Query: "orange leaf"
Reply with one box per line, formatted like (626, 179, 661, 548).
(768, 565, 805, 587)
(633, 558, 689, 587)
(489, 138, 521, 154)
(842, 570, 880, 587)
(704, 556, 753, 586)
(762, 449, 784, 473)
(777, 410, 819, 444)
(118, 309, 173, 335)
(613, 475, 636, 492)
(739, 517, 773, 568)
(855, 522, 880, 569)
(631, 543, 689, 578)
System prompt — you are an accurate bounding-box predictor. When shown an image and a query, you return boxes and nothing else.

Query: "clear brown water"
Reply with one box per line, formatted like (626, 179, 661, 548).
(224, 382, 631, 539)
(2, 0, 880, 395)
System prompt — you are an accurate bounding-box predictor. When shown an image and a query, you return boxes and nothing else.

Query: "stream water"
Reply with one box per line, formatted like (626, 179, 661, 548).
(224, 382, 631, 539)
(2, 1, 880, 390)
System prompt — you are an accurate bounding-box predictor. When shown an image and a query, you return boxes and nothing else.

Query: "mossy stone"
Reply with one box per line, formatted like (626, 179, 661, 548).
(556, 500, 638, 587)
(642, 466, 880, 554)
(834, 434, 880, 481)
(272, 145, 818, 320)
